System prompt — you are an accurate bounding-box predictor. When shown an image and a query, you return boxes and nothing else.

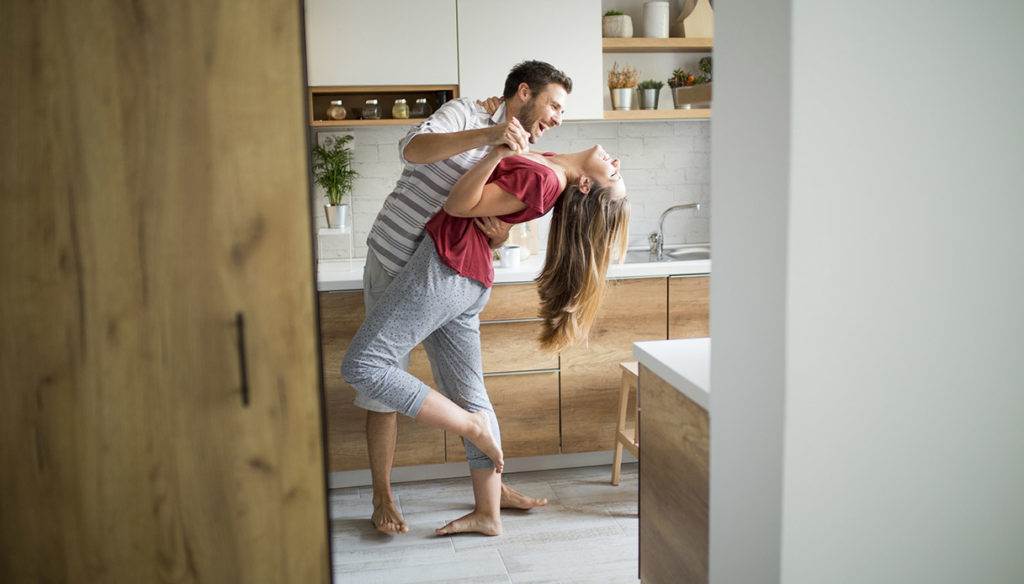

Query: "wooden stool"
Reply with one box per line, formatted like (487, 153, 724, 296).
(611, 361, 640, 486)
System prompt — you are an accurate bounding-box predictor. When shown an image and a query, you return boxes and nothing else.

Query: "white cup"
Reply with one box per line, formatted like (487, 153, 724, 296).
(500, 245, 521, 269)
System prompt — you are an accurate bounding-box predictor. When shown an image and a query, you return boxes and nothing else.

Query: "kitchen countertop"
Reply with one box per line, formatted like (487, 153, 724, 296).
(318, 253, 711, 291)
(634, 337, 710, 411)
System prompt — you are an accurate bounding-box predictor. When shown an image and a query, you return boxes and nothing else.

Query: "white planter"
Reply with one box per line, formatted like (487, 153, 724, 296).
(643, 1, 671, 38)
(602, 15, 633, 38)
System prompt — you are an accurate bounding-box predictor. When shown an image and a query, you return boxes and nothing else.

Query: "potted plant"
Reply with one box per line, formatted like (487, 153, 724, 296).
(638, 79, 664, 110)
(312, 134, 358, 230)
(667, 56, 712, 109)
(608, 62, 640, 111)
(602, 10, 633, 38)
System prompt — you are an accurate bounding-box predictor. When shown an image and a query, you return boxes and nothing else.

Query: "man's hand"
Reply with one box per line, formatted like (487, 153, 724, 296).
(477, 96, 503, 115)
(475, 216, 514, 249)
(488, 117, 530, 155)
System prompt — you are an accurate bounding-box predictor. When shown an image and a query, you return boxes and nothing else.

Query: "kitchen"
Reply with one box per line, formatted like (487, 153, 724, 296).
(4, 1, 1022, 584)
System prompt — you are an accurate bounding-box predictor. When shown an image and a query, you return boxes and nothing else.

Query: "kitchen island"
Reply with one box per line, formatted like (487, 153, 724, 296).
(634, 337, 710, 584)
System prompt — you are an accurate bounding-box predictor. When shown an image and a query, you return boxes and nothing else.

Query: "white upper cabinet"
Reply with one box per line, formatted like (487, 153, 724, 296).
(305, 0, 458, 86)
(456, 0, 603, 120)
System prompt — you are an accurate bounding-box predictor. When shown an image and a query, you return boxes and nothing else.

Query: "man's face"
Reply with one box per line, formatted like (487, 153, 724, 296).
(514, 83, 567, 143)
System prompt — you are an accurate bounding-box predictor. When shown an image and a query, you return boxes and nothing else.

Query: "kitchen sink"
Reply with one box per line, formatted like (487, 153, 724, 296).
(623, 245, 711, 264)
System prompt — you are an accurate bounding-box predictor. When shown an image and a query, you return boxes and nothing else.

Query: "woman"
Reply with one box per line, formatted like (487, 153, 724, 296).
(342, 141, 629, 536)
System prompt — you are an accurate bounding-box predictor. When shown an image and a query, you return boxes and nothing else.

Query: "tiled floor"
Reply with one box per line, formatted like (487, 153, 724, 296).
(329, 463, 639, 584)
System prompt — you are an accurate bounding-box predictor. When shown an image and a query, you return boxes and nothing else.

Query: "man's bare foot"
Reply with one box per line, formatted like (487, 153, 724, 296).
(435, 510, 502, 536)
(500, 483, 548, 510)
(469, 411, 504, 473)
(371, 496, 408, 534)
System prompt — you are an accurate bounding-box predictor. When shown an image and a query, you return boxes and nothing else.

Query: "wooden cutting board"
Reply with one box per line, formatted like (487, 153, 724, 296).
(683, 0, 714, 38)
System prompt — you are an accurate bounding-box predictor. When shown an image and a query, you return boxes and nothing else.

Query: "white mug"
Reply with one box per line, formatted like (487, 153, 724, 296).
(500, 245, 521, 268)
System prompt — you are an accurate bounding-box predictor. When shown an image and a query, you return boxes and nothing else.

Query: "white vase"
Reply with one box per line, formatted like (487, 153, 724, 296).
(602, 15, 634, 38)
(643, 1, 670, 38)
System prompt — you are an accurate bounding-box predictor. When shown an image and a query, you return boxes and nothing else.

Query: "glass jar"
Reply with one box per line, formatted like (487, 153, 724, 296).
(362, 99, 381, 120)
(410, 98, 432, 118)
(325, 99, 347, 120)
(392, 98, 410, 119)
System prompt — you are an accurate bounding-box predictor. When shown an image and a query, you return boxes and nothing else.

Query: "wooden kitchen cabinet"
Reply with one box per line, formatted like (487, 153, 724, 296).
(669, 275, 710, 339)
(639, 365, 709, 584)
(445, 372, 561, 461)
(561, 278, 669, 453)
(456, 0, 604, 120)
(305, 0, 459, 86)
(319, 291, 445, 471)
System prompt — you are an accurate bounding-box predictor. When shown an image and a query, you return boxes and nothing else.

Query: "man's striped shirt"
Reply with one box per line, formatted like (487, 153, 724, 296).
(366, 97, 503, 275)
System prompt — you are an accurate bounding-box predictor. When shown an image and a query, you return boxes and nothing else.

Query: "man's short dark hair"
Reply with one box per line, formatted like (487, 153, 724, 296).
(502, 60, 573, 99)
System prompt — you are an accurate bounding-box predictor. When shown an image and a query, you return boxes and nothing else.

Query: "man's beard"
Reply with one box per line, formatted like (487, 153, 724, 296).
(514, 97, 542, 144)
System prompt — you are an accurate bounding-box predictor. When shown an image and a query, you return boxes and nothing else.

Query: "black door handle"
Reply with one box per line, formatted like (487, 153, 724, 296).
(235, 312, 250, 407)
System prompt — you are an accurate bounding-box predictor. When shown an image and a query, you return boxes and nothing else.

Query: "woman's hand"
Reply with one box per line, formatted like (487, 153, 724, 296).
(477, 96, 503, 115)
(488, 117, 530, 155)
(475, 216, 513, 248)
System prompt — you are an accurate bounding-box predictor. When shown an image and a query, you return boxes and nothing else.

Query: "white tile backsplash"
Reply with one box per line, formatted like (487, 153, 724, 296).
(313, 120, 711, 260)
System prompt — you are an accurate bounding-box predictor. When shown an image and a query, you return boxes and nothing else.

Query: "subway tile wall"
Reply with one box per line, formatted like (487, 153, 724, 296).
(314, 120, 710, 260)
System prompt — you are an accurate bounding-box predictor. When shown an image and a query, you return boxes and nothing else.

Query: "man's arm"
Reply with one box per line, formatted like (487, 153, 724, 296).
(403, 126, 506, 165)
(475, 216, 514, 249)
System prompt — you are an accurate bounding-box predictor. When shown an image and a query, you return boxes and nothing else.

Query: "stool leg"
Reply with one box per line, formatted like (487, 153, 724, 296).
(611, 374, 630, 486)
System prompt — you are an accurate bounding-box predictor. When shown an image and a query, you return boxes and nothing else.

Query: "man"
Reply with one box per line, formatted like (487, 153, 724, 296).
(354, 60, 572, 535)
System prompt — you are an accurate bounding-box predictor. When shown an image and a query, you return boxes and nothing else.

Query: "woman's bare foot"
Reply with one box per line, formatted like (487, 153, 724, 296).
(500, 483, 548, 510)
(435, 510, 502, 536)
(371, 497, 408, 534)
(468, 411, 504, 473)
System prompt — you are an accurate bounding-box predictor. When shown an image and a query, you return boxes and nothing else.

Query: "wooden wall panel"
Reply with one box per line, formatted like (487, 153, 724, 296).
(560, 278, 668, 453)
(1, 2, 328, 581)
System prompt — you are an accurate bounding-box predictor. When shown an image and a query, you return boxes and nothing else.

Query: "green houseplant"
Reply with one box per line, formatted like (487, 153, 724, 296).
(312, 134, 358, 230)
(667, 57, 712, 109)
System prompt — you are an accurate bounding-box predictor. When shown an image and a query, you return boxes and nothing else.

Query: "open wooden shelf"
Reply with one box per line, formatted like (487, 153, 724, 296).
(311, 118, 419, 127)
(308, 84, 458, 127)
(602, 38, 713, 53)
(603, 108, 710, 121)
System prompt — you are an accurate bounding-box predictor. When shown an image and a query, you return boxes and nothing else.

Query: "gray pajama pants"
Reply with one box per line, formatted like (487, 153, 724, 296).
(341, 236, 501, 469)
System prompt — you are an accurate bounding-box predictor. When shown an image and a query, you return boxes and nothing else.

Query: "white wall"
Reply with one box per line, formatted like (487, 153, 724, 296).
(707, 0, 790, 581)
(315, 120, 711, 259)
(712, 0, 1024, 582)
(781, 1, 1024, 581)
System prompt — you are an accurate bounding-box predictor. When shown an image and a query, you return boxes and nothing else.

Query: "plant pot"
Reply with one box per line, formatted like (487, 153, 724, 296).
(671, 83, 712, 109)
(639, 88, 661, 110)
(602, 15, 633, 38)
(610, 87, 635, 110)
(324, 203, 349, 231)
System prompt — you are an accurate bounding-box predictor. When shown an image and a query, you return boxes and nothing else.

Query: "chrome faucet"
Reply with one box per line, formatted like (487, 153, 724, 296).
(649, 202, 701, 260)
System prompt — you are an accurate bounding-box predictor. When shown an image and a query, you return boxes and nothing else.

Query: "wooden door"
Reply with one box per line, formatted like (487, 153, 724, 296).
(1, 2, 328, 582)
(669, 275, 710, 339)
(560, 278, 668, 452)
(320, 292, 446, 471)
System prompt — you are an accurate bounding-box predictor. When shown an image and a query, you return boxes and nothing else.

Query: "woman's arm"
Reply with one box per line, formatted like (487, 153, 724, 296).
(443, 147, 528, 218)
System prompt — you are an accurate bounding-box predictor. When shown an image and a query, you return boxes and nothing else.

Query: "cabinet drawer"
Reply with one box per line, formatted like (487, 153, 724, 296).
(320, 291, 445, 471)
(482, 321, 557, 373)
(446, 371, 560, 461)
(480, 283, 540, 321)
(669, 275, 709, 339)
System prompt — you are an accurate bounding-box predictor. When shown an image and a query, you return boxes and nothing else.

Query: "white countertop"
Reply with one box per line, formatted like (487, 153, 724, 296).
(634, 338, 710, 411)
(318, 253, 710, 291)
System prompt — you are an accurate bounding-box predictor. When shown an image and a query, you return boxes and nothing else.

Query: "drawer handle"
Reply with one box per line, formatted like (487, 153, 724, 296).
(235, 312, 250, 407)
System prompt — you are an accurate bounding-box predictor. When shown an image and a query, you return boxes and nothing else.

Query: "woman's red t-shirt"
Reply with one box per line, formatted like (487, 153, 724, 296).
(425, 153, 562, 288)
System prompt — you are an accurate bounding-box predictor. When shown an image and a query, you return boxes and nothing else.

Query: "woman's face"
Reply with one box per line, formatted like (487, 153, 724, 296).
(579, 145, 626, 197)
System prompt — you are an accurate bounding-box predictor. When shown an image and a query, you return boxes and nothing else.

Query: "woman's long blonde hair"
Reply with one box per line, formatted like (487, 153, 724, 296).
(536, 183, 630, 352)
